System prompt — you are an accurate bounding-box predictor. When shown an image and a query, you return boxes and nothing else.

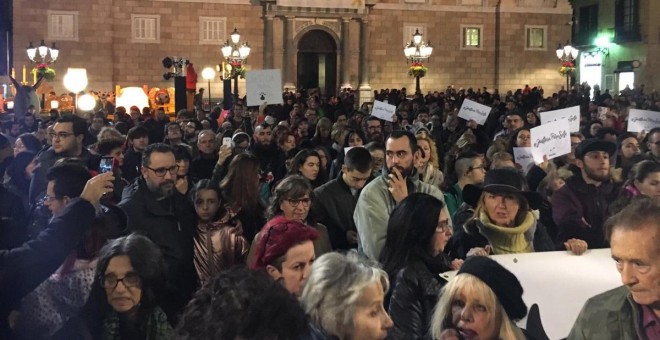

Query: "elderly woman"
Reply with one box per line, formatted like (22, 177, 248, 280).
(250, 218, 319, 298)
(430, 256, 528, 340)
(301, 252, 394, 340)
(380, 193, 460, 339)
(94, 234, 173, 339)
(446, 168, 585, 259)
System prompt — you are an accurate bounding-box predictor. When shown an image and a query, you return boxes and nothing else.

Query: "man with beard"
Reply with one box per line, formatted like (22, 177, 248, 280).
(645, 127, 660, 164)
(250, 122, 274, 172)
(354, 130, 446, 260)
(119, 143, 198, 315)
(364, 116, 384, 143)
(552, 139, 619, 250)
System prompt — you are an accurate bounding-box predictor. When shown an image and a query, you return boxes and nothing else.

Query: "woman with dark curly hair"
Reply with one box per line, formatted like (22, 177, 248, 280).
(177, 267, 309, 340)
(94, 234, 174, 339)
(287, 149, 325, 188)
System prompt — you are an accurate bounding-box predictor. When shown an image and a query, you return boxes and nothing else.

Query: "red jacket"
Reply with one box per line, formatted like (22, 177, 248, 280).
(186, 64, 197, 90)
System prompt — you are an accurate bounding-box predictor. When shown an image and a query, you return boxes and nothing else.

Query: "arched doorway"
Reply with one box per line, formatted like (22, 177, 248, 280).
(297, 29, 337, 96)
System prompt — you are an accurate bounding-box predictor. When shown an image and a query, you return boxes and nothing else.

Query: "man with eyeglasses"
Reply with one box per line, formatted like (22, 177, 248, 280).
(444, 151, 486, 223)
(29, 116, 100, 205)
(118, 143, 198, 314)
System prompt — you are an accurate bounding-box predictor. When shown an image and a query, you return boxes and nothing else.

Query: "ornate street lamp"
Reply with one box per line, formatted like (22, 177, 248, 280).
(26, 40, 59, 64)
(556, 41, 579, 91)
(221, 28, 251, 101)
(403, 29, 433, 95)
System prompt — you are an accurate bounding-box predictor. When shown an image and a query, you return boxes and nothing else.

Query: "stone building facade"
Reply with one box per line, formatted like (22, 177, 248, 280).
(570, 0, 660, 93)
(12, 0, 572, 104)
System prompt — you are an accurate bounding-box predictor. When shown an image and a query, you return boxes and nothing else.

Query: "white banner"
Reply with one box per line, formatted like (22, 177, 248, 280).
(627, 109, 660, 133)
(277, 0, 365, 9)
(457, 99, 492, 125)
(540, 106, 580, 133)
(245, 69, 283, 107)
(371, 100, 396, 122)
(530, 119, 571, 164)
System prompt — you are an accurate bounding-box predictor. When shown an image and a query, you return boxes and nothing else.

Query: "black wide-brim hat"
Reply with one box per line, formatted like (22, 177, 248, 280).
(575, 138, 617, 159)
(463, 168, 543, 210)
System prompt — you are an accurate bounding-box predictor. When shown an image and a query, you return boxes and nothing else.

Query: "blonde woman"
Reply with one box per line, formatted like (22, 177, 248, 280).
(415, 131, 444, 188)
(431, 256, 527, 340)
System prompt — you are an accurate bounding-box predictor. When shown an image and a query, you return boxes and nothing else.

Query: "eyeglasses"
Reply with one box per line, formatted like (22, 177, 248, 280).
(49, 132, 74, 140)
(436, 220, 451, 233)
(468, 165, 486, 172)
(144, 165, 179, 177)
(45, 194, 62, 203)
(102, 272, 141, 290)
(286, 198, 311, 207)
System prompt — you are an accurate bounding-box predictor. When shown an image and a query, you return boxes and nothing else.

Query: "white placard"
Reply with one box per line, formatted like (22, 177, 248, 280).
(540, 106, 580, 132)
(457, 99, 492, 125)
(513, 147, 535, 174)
(371, 100, 396, 122)
(627, 109, 660, 132)
(245, 69, 284, 107)
(597, 106, 609, 121)
(530, 119, 571, 164)
(440, 249, 621, 340)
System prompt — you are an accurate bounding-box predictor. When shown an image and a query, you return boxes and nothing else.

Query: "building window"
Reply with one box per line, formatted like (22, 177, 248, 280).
(525, 25, 546, 50)
(459, 0, 483, 5)
(199, 17, 227, 45)
(577, 4, 599, 46)
(131, 15, 160, 43)
(47, 11, 78, 41)
(615, 0, 640, 42)
(461, 25, 482, 49)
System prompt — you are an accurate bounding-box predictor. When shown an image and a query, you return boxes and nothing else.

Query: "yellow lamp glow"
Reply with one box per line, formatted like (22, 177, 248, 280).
(50, 100, 59, 109)
(116, 87, 149, 112)
(77, 94, 96, 111)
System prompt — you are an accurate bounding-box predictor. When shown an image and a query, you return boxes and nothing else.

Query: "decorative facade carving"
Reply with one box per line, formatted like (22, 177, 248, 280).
(294, 18, 339, 37)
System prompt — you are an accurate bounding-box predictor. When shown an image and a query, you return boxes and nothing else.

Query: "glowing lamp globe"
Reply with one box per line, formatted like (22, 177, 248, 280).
(63, 68, 88, 93)
(116, 87, 149, 112)
(77, 94, 96, 112)
(50, 100, 59, 109)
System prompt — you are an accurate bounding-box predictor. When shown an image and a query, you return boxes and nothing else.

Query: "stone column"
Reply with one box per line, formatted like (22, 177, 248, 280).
(340, 17, 352, 90)
(263, 15, 274, 69)
(282, 16, 296, 91)
(358, 18, 373, 105)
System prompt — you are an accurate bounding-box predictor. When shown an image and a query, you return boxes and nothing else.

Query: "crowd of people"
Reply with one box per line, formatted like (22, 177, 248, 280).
(0, 82, 658, 339)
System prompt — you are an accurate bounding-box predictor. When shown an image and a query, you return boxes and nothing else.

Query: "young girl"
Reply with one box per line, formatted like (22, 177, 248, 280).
(190, 180, 248, 285)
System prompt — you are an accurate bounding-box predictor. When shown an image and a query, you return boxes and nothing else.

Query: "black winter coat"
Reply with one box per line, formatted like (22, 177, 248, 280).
(309, 175, 361, 250)
(388, 260, 448, 340)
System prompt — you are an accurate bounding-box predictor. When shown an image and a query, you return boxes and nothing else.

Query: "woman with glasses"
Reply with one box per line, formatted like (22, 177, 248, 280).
(379, 193, 460, 339)
(93, 234, 174, 339)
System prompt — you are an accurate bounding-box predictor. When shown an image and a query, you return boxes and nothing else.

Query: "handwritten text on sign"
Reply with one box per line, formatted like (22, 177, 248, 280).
(513, 147, 535, 174)
(530, 119, 571, 164)
(371, 100, 396, 122)
(457, 99, 492, 125)
(540, 106, 580, 132)
(627, 109, 660, 133)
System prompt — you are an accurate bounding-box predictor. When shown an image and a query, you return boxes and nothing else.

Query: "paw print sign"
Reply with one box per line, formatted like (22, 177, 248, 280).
(245, 69, 284, 106)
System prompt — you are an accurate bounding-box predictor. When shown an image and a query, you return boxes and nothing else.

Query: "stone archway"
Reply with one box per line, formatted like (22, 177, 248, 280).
(296, 29, 338, 96)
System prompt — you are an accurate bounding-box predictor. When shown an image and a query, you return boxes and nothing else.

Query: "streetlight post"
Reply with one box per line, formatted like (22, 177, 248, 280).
(201, 67, 216, 111)
(221, 28, 251, 102)
(403, 29, 433, 95)
(556, 41, 579, 91)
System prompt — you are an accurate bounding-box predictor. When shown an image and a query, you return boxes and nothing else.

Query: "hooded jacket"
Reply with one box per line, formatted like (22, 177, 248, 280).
(353, 168, 445, 260)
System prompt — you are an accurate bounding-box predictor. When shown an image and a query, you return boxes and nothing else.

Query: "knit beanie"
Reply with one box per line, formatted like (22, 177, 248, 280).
(458, 256, 527, 320)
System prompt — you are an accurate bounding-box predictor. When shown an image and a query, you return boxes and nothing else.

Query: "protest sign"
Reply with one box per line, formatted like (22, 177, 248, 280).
(457, 99, 492, 125)
(371, 100, 396, 122)
(246, 69, 283, 106)
(513, 147, 535, 174)
(627, 109, 660, 132)
(440, 249, 621, 339)
(540, 106, 580, 132)
(530, 119, 571, 164)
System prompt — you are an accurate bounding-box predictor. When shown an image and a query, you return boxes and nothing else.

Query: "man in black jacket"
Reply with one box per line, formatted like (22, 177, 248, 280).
(310, 147, 372, 250)
(118, 143, 198, 317)
(0, 172, 113, 337)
